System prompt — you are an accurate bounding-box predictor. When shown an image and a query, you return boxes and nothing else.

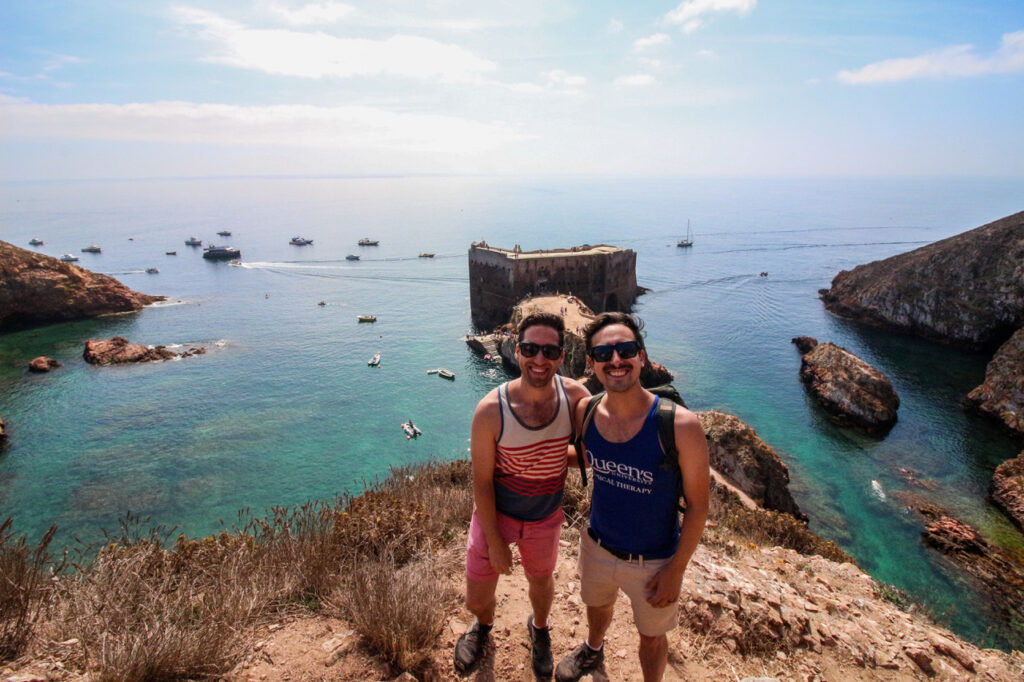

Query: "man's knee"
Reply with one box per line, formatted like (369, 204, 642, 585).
(465, 579, 497, 614)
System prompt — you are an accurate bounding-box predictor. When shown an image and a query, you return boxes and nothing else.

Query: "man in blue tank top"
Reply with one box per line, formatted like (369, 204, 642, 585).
(556, 312, 710, 682)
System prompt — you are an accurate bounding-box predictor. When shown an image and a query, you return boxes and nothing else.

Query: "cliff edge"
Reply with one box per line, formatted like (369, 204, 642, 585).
(819, 211, 1024, 351)
(0, 240, 162, 332)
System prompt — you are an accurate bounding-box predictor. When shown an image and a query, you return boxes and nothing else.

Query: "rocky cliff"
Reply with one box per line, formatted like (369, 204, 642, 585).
(792, 337, 900, 435)
(819, 211, 1024, 351)
(991, 451, 1024, 532)
(0, 240, 162, 332)
(964, 327, 1024, 435)
(697, 410, 805, 520)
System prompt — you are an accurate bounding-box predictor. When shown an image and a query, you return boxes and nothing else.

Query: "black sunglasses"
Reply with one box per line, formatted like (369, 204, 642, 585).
(588, 340, 643, 363)
(518, 342, 563, 361)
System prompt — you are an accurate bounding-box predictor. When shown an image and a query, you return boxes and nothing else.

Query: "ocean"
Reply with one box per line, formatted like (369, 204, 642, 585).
(1, 175, 1022, 648)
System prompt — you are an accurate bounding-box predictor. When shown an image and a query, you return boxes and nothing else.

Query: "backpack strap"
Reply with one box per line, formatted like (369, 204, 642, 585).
(654, 397, 686, 512)
(574, 393, 604, 488)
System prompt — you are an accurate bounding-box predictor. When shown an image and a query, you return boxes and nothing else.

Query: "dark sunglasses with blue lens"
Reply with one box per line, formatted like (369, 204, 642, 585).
(517, 341, 563, 360)
(587, 340, 643, 363)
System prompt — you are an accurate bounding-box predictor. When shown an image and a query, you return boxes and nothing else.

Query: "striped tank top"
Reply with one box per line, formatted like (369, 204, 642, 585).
(494, 376, 572, 522)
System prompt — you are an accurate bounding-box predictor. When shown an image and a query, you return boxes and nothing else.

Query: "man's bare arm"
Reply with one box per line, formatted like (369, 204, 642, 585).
(469, 390, 512, 575)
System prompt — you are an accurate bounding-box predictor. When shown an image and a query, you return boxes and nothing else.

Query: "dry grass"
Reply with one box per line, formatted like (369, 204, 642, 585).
(0, 519, 62, 660)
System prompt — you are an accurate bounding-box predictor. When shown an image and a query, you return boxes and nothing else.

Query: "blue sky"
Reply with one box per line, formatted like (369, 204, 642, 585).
(1, 0, 1022, 180)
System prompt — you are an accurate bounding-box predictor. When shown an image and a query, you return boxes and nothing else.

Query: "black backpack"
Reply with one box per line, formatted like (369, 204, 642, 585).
(573, 385, 686, 510)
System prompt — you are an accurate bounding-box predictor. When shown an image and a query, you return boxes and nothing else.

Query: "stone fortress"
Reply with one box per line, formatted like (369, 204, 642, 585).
(468, 241, 639, 329)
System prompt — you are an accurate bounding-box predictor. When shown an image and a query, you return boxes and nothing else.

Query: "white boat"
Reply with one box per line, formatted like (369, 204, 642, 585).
(346, 254, 360, 261)
(358, 238, 379, 246)
(203, 245, 241, 260)
(871, 480, 886, 500)
(357, 315, 376, 323)
(29, 238, 43, 246)
(60, 253, 79, 262)
(368, 352, 381, 366)
(81, 244, 102, 253)
(185, 237, 202, 246)
(145, 267, 159, 274)
(677, 220, 694, 248)
(401, 421, 422, 439)
(437, 368, 455, 380)
(290, 236, 313, 245)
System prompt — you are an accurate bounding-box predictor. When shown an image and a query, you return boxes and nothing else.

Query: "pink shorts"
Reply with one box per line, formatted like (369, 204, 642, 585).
(465, 507, 564, 582)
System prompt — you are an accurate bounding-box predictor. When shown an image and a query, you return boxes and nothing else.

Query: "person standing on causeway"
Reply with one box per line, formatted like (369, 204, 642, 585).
(556, 312, 710, 682)
(456, 312, 590, 677)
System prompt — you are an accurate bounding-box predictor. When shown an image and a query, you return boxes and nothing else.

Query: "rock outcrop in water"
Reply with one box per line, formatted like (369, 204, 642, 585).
(964, 327, 1024, 435)
(0, 240, 163, 332)
(28, 356, 61, 372)
(83, 337, 205, 365)
(0, 416, 6, 446)
(818, 211, 1024, 351)
(991, 452, 1024, 532)
(697, 410, 805, 520)
(792, 338, 900, 435)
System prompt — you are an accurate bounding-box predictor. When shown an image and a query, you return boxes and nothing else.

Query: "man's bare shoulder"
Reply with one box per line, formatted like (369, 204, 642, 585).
(560, 376, 592, 403)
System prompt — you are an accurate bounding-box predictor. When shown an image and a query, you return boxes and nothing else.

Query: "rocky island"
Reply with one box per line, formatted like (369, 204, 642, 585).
(0, 240, 162, 332)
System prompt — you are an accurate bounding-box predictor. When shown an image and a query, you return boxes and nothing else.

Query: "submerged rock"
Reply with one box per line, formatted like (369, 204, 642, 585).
(0, 240, 163, 332)
(28, 356, 61, 373)
(991, 452, 1024, 533)
(697, 410, 805, 520)
(964, 327, 1024, 435)
(794, 340, 899, 435)
(819, 211, 1024, 350)
(83, 337, 183, 365)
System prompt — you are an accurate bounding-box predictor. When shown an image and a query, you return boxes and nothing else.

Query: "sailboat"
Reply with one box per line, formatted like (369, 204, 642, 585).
(677, 220, 694, 248)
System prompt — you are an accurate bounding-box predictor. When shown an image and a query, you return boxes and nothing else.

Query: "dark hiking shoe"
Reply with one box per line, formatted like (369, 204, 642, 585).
(555, 641, 604, 682)
(527, 614, 553, 678)
(454, 621, 491, 674)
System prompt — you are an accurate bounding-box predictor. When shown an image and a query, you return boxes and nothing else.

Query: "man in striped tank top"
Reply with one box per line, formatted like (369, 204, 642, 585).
(455, 313, 590, 677)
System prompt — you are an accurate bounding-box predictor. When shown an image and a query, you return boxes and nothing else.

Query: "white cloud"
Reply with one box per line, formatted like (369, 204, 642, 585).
(697, 49, 715, 57)
(634, 33, 671, 52)
(614, 74, 655, 86)
(174, 6, 495, 82)
(838, 30, 1024, 84)
(608, 19, 624, 34)
(665, 0, 756, 32)
(544, 69, 587, 88)
(638, 58, 662, 69)
(265, 2, 354, 26)
(0, 98, 527, 154)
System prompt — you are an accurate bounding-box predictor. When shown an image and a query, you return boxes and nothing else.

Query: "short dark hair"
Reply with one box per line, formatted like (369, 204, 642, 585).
(518, 312, 565, 341)
(584, 312, 644, 349)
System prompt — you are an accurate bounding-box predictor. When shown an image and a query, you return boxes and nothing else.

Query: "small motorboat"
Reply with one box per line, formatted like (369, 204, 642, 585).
(60, 253, 79, 262)
(185, 237, 202, 246)
(871, 480, 886, 500)
(357, 315, 376, 323)
(368, 352, 381, 367)
(145, 267, 159, 274)
(165, 251, 177, 255)
(81, 244, 102, 253)
(290, 236, 313, 245)
(357, 238, 379, 246)
(217, 230, 232, 236)
(317, 301, 326, 306)
(418, 253, 435, 258)
(29, 238, 43, 246)
(437, 368, 455, 380)
(345, 254, 360, 261)
(400, 421, 422, 439)
(203, 245, 241, 260)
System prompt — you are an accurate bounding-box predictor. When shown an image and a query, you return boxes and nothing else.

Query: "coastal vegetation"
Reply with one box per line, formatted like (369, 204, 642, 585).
(0, 458, 875, 680)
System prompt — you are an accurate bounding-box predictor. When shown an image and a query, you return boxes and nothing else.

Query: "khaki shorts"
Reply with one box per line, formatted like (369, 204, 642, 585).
(578, 527, 679, 637)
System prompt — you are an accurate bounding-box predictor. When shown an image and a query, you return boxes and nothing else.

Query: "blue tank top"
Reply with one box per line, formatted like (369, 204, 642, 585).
(586, 397, 681, 558)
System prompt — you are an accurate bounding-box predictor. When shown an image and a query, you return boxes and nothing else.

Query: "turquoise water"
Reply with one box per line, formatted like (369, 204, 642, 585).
(1, 176, 1022, 648)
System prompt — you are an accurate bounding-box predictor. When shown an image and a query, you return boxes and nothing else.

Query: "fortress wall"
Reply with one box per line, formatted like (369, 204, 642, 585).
(469, 243, 640, 330)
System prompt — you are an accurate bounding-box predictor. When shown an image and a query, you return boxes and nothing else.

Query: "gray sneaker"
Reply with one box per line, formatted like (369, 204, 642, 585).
(454, 621, 491, 674)
(555, 641, 604, 682)
(527, 614, 553, 677)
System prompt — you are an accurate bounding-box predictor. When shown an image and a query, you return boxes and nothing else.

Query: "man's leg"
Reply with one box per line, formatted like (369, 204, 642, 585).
(638, 633, 668, 682)
(465, 576, 499, 625)
(584, 601, 614, 648)
(525, 572, 555, 627)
